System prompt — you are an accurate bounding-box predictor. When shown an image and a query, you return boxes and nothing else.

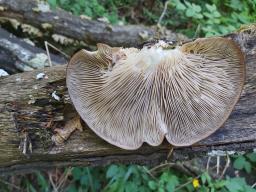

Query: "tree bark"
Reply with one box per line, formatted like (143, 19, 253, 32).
(0, 0, 187, 48)
(0, 28, 256, 175)
(0, 27, 66, 74)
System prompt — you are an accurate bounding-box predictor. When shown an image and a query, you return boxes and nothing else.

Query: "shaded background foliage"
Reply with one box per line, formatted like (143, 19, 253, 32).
(48, 0, 256, 37)
(1, 0, 256, 191)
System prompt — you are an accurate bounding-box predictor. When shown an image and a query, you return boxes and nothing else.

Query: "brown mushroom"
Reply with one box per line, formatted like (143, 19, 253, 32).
(66, 37, 245, 149)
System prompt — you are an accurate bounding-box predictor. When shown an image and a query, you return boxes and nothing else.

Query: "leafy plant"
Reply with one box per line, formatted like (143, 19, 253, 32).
(167, 0, 256, 37)
(47, 0, 256, 37)
(233, 152, 256, 173)
(48, 0, 121, 24)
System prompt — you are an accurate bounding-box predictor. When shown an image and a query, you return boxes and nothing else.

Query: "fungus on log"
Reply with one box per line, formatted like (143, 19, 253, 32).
(0, 27, 256, 174)
(66, 37, 245, 150)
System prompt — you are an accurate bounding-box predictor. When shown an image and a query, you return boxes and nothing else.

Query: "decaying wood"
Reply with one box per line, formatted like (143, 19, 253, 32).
(0, 27, 66, 74)
(0, 29, 256, 175)
(0, 0, 187, 47)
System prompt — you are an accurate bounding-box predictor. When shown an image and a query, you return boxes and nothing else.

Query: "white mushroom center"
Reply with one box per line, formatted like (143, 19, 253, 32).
(124, 46, 183, 74)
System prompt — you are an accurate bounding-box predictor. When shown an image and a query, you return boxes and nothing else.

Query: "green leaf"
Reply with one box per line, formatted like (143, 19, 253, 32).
(48, 0, 57, 8)
(246, 152, 256, 162)
(201, 172, 212, 185)
(160, 172, 169, 182)
(175, 1, 186, 11)
(203, 12, 213, 18)
(205, 4, 217, 12)
(219, 27, 229, 34)
(244, 161, 252, 173)
(59, 0, 66, 5)
(213, 180, 227, 189)
(141, 172, 150, 182)
(229, 0, 243, 11)
(195, 13, 203, 19)
(105, 179, 125, 192)
(78, 0, 85, 7)
(80, 175, 89, 186)
(105, 180, 120, 192)
(125, 181, 137, 192)
(66, 184, 78, 192)
(225, 178, 246, 192)
(26, 181, 37, 192)
(148, 180, 158, 190)
(201, 173, 207, 184)
(36, 172, 49, 191)
(244, 185, 256, 192)
(185, 9, 195, 17)
(185, 183, 194, 192)
(158, 187, 165, 192)
(72, 167, 83, 180)
(184, 1, 192, 7)
(138, 186, 148, 192)
(124, 166, 136, 181)
(233, 156, 246, 170)
(166, 175, 179, 192)
(213, 11, 221, 18)
(192, 3, 201, 12)
(199, 186, 208, 192)
(106, 165, 119, 179)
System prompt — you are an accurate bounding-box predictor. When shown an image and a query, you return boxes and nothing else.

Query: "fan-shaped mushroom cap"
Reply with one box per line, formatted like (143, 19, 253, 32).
(66, 37, 245, 149)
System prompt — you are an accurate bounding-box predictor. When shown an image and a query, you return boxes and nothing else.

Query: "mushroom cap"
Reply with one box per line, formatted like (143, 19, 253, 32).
(66, 37, 245, 149)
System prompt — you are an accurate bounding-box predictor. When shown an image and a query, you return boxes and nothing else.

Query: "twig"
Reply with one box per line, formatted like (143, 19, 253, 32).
(56, 167, 73, 191)
(216, 156, 220, 175)
(206, 156, 211, 172)
(252, 181, 256, 188)
(45, 41, 53, 67)
(48, 173, 58, 192)
(157, 1, 169, 26)
(44, 41, 70, 67)
(219, 154, 230, 179)
(142, 166, 158, 181)
(167, 146, 174, 160)
(45, 41, 70, 59)
(182, 162, 202, 176)
(149, 162, 175, 173)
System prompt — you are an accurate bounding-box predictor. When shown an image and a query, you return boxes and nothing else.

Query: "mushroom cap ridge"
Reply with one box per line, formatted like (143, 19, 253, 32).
(66, 37, 245, 149)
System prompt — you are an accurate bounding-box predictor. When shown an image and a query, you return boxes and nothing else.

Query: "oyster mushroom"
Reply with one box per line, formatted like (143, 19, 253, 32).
(66, 37, 245, 149)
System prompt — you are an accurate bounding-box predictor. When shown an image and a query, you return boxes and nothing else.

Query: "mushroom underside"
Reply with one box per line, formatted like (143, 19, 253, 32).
(67, 37, 245, 149)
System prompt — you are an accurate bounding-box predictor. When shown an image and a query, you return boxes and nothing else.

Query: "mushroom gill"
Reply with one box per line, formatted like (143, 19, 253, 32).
(66, 37, 245, 149)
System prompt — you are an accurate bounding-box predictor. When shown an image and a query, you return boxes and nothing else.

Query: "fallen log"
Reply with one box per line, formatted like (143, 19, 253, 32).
(0, 28, 256, 175)
(0, 27, 66, 74)
(0, 0, 187, 47)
